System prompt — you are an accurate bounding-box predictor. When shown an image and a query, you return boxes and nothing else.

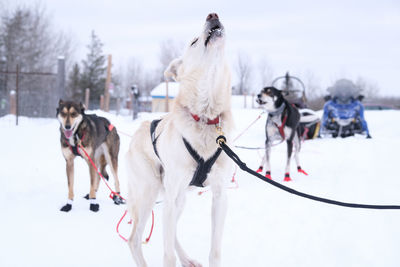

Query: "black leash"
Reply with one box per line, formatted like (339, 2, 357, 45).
(216, 135, 400, 210)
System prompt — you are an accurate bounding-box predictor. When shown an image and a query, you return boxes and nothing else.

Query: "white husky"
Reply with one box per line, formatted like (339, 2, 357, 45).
(125, 13, 233, 267)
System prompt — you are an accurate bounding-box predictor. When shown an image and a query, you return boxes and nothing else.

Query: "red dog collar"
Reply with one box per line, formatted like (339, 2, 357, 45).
(191, 113, 220, 125)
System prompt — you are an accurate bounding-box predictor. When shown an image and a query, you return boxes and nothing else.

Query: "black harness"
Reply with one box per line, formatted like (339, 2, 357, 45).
(150, 119, 222, 187)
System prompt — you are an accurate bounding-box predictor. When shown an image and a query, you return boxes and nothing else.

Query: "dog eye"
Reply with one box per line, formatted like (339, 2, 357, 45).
(60, 112, 67, 117)
(71, 112, 78, 117)
(190, 38, 198, 46)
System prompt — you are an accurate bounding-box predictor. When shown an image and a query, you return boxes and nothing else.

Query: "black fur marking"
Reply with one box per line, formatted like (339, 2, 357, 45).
(190, 38, 199, 46)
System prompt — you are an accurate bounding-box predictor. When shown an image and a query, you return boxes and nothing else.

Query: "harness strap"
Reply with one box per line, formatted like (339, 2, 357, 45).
(274, 114, 288, 140)
(182, 138, 222, 187)
(65, 132, 85, 157)
(150, 119, 162, 159)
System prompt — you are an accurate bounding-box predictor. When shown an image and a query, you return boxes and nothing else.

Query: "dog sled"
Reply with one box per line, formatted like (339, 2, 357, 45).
(320, 79, 371, 138)
(272, 72, 320, 140)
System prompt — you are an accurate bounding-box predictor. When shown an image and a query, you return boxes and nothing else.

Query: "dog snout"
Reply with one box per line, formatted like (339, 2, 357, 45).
(65, 124, 71, 130)
(257, 93, 261, 99)
(206, 13, 219, 21)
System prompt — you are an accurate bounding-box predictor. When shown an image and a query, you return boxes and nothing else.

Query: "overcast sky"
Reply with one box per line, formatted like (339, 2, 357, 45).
(5, 0, 400, 96)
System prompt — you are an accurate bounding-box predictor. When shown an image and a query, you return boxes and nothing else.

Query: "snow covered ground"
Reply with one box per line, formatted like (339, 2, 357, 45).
(1, 106, 400, 267)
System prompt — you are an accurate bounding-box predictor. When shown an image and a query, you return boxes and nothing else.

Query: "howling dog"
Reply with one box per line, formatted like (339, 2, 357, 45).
(256, 87, 308, 181)
(125, 13, 233, 267)
(57, 100, 124, 212)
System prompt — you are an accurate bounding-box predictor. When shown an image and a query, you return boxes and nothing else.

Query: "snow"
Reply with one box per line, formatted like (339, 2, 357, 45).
(1, 105, 400, 267)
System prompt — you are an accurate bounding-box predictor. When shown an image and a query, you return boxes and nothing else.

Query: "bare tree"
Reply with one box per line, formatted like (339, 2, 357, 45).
(0, 3, 74, 117)
(356, 76, 380, 98)
(258, 58, 274, 88)
(234, 51, 253, 95)
(157, 39, 183, 82)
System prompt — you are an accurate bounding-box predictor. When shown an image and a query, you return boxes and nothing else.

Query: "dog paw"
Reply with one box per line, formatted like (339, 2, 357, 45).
(90, 203, 100, 212)
(113, 194, 125, 205)
(60, 203, 72, 212)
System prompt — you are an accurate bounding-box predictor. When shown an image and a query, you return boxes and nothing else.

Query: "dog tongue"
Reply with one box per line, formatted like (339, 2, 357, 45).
(64, 129, 74, 139)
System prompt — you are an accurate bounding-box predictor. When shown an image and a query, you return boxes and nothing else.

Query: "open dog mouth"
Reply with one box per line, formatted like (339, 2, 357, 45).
(205, 25, 223, 46)
(204, 14, 224, 46)
(63, 128, 74, 139)
(256, 98, 267, 105)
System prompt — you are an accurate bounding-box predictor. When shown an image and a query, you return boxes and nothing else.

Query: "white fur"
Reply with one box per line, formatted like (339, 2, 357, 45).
(125, 15, 233, 267)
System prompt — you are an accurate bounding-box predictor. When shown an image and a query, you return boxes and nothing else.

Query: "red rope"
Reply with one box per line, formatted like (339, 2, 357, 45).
(77, 143, 155, 244)
(233, 111, 265, 142)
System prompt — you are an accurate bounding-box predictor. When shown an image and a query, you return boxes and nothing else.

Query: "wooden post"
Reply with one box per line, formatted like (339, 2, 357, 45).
(104, 55, 112, 112)
(100, 95, 104, 110)
(116, 97, 120, 115)
(244, 92, 247, 109)
(85, 88, 90, 109)
(9, 90, 16, 115)
(165, 81, 169, 112)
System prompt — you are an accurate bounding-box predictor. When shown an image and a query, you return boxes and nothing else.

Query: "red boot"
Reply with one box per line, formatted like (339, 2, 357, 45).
(256, 166, 263, 173)
(265, 171, 272, 180)
(297, 166, 308, 176)
(283, 173, 292, 182)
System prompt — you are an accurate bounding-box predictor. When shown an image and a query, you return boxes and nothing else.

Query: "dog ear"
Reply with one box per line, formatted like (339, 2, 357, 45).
(164, 58, 182, 82)
(79, 102, 86, 114)
(59, 99, 64, 106)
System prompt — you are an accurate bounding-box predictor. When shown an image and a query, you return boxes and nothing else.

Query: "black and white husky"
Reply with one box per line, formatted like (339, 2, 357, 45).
(256, 87, 308, 181)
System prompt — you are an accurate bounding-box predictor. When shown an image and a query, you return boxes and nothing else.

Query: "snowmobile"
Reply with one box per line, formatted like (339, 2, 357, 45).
(272, 72, 320, 140)
(320, 79, 371, 138)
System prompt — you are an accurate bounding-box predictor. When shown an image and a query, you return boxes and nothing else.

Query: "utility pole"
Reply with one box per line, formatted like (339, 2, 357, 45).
(16, 64, 19, 126)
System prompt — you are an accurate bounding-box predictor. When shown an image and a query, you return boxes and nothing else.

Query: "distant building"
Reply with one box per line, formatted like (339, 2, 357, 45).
(150, 82, 179, 112)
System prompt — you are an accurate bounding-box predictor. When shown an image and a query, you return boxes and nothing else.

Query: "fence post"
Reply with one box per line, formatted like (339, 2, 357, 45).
(85, 88, 90, 109)
(10, 90, 16, 115)
(100, 95, 104, 110)
(165, 81, 169, 112)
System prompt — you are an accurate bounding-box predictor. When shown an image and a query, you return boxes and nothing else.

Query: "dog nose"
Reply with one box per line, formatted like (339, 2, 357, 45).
(257, 94, 261, 98)
(206, 13, 219, 21)
(65, 125, 71, 130)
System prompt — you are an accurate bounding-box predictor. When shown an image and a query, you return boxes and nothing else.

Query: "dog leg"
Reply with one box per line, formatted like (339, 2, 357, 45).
(126, 149, 161, 267)
(175, 192, 202, 267)
(104, 149, 124, 204)
(163, 184, 180, 267)
(209, 177, 227, 267)
(264, 143, 272, 179)
(256, 154, 265, 173)
(284, 140, 293, 182)
(293, 134, 308, 176)
(87, 158, 100, 212)
(99, 155, 109, 181)
(61, 156, 74, 212)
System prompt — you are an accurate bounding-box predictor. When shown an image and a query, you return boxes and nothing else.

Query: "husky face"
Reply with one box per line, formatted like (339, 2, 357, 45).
(256, 87, 284, 112)
(164, 13, 226, 82)
(56, 100, 84, 139)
